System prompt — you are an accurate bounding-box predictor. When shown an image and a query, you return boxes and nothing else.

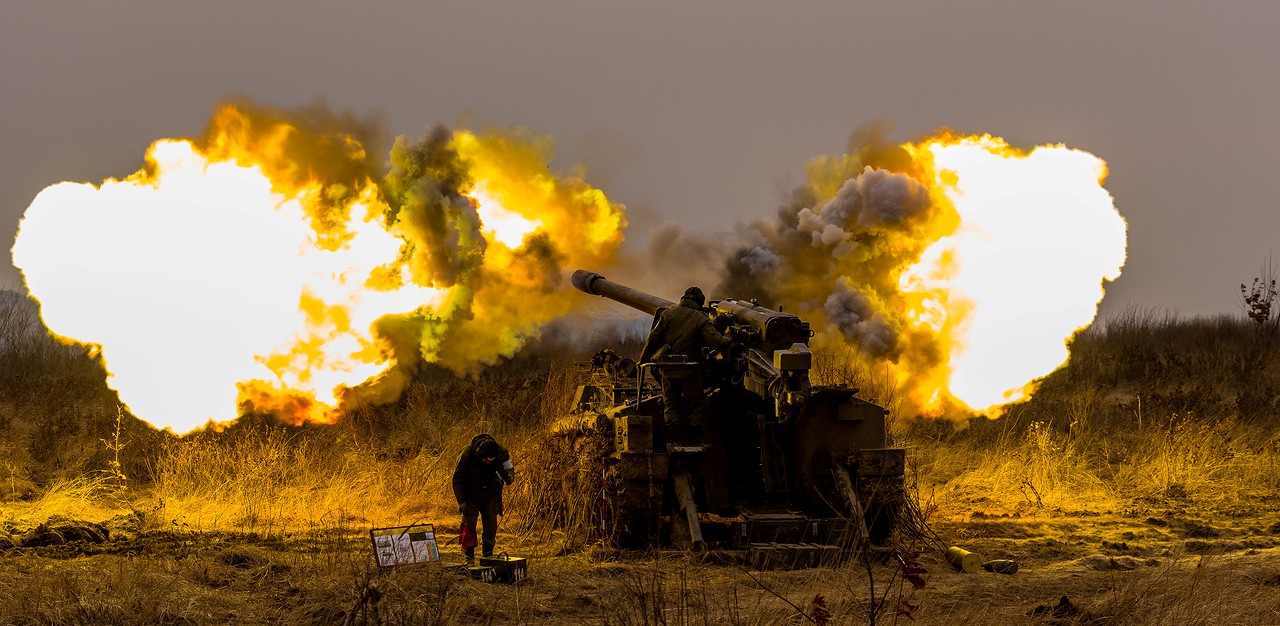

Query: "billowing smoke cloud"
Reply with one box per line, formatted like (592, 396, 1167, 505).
(13, 100, 626, 432)
(13, 104, 1123, 429)
(199, 99, 390, 250)
(823, 277, 896, 357)
(703, 125, 955, 414)
(380, 124, 484, 288)
(638, 121, 1126, 417)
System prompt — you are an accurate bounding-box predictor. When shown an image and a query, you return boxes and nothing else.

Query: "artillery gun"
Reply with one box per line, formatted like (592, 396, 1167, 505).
(555, 270, 905, 567)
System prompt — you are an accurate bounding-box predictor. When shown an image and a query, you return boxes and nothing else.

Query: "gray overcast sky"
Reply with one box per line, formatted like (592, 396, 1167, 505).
(2, 0, 1275, 318)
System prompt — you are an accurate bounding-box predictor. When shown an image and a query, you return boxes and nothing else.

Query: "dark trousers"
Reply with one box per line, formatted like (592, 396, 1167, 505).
(661, 374, 707, 441)
(461, 499, 501, 557)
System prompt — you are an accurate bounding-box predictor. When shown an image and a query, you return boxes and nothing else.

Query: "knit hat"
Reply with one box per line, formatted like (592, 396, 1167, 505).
(476, 438, 500, 459)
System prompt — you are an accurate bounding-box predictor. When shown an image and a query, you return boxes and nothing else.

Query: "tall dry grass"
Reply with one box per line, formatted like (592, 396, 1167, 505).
(1083, 553, 1280, 625)
(150, 426, 421, 534)
(908, 418, 1119, 514)
(897, 305, 1280, 519)
(0, 291, 163, 487)
(138, 354, 587, 548)
(5, 290, 1280, 624)
(1115, 416, 1280, 502)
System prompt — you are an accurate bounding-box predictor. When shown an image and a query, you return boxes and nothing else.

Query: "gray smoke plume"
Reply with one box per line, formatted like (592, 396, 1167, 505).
(823, 277, 896, 357)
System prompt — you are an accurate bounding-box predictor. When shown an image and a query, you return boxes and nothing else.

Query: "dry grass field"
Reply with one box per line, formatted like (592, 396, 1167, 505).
(3, 291, 1280, 625)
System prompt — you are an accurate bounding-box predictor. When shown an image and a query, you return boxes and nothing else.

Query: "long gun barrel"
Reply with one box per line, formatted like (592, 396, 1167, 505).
(571, 270, 674, 316)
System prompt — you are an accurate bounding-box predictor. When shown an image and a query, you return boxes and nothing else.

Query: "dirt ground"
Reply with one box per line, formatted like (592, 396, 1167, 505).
(4, 494, 1280, 625)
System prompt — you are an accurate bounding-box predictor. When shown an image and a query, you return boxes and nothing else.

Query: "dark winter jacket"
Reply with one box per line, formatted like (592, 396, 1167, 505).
(452, 434, 515, 507)
(640, 297, 731, 364)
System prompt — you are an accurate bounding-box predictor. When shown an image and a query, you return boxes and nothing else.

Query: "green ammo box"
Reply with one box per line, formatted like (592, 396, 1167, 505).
(467, 566, 497, 583)
(478, 554, 528, 583)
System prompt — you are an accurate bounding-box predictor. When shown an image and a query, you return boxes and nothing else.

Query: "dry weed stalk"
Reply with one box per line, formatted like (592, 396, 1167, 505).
(515, 430, 611, 550)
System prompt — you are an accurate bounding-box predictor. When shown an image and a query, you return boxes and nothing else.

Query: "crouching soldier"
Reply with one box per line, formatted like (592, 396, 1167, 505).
(452, 433, 515, 564)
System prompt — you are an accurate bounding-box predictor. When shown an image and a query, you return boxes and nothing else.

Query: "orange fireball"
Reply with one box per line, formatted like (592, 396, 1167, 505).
(11, 103, 626, 433)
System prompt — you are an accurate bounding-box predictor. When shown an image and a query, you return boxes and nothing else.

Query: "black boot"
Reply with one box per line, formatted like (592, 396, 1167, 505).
(464, 547, 475, 566)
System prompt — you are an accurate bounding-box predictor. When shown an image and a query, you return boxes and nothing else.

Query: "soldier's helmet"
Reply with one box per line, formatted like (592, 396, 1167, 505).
(477, 438, 500, 460)
(682, 286, 705, 306)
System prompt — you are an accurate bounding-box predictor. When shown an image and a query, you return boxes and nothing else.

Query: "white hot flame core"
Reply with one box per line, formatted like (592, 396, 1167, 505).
(904, 138, 1126, 411)
(11, 141, 444, 433)
(473, 185, 542, 249)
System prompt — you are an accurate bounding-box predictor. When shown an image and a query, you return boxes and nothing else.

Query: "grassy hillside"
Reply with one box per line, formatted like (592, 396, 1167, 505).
(2, 289, 1280, 624)
(904, 307, 1280, 512)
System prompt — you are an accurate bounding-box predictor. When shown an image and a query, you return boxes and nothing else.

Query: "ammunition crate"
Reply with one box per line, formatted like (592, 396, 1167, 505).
(748, 543, 844, 569)
(748, 543, 783, 569)
(748, 543, 814, 570)
(810, 518, 856, 546)
(731, 520, 750, 549)
(812, 543, 844, 567)
(853, 448, 906, 478)
(785, 543, 819, 568)
(478, 554, 528, 584)
(468, 566, 497, 583)
(615, 414, 654, 452)
(731, 517, 858, 551)
(740, 517, 808, 545)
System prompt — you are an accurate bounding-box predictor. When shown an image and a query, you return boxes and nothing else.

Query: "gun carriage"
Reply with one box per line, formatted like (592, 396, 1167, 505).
(557, 270, 905, 567)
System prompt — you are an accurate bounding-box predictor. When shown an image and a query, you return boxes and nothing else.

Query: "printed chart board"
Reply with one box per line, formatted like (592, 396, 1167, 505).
(370, 523, 440, 568)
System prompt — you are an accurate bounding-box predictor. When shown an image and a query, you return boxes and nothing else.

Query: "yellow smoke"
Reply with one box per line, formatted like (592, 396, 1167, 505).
(11, 102, 626, 433)
(719, 128, 1126, 417)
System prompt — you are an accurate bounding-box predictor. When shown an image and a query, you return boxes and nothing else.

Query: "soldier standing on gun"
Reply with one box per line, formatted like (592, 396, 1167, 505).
(640, 286, 731, 446)
(452, 433, 515, 565)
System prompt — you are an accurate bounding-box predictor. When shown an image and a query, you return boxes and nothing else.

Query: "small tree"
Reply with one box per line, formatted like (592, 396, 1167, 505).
(1240, 257, 1279, 335)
